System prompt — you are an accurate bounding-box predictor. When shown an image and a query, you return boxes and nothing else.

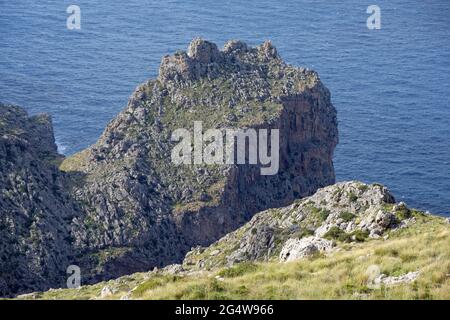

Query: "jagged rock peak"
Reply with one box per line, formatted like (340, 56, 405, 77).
(187, 38, 222, 63)
(1, 38, 337, 296)
(223, 39, 248, 54)
(158, 38, 284, 83)
(0, 103, 58, 158)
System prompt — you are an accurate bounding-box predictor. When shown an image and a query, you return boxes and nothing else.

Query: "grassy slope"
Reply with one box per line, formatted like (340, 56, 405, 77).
(17, 214, 449, 300)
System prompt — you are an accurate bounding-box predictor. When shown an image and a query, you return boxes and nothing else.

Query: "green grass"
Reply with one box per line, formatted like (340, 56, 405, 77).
(395, 207, 412, 220)
(309, 206, 331, 222)
(352, 230, 370, 242)
(217, 262, 258, 278)
(59, 149, 90, 172)
(324, 226, 351, 242)
(132, 275, 181, 298)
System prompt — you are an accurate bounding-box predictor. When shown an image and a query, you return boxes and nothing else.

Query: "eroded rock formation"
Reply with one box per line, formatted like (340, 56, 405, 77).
(0, 105, 80, 296)
(0, 38, 338, 296)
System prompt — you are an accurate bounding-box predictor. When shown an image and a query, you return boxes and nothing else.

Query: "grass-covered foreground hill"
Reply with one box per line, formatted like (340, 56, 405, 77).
(16, 182, 449, 300)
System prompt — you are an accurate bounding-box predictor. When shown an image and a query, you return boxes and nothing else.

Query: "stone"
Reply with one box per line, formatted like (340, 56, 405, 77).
(279, 237, 334, 262)
(223, 40, 248, 54)
(259, 41, 278, 59)
(397, 217, 417, 229)
(162, 264, 185, 275)
(100, 285, 115, 298)
(120, 293, 131, 300)
(375, 210, 395, 228)
(215, 275, 225, 282)
(16, 292, 39, 300)
(209, 250, 221, 256)
(226, 224, 276, 265)
(393, 202, 407, 211)
(374, 271, 420, 286)
(187, 38, 221, 63)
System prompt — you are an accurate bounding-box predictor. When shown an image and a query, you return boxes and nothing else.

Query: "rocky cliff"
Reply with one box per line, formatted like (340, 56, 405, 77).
(0, 105, 80, 296)
(182, 181, 419, 269)
(0, 39, 338, 296)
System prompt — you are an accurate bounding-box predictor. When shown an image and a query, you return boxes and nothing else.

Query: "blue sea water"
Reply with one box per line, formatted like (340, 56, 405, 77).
(0, 1, 449, 215)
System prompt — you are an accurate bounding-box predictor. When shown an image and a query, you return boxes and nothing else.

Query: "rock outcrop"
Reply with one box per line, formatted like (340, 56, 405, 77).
(0, 105, 80, 296)
(279, 236, 334, 262)
(61, 39, 338, 282)
(373, 271, 420, 286)
(182, 181, 424, 269)
(0, 38, 338, 296)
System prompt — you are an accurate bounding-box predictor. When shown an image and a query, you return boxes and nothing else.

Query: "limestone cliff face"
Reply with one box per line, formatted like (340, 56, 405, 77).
(177, 82, 337, 246)
(0, 105, 80, 296)
(0, 39, 338, 296)
(62, 39, 338, 279)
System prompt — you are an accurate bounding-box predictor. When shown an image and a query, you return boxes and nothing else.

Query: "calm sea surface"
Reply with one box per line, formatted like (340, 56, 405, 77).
(1, 1, 449, 215)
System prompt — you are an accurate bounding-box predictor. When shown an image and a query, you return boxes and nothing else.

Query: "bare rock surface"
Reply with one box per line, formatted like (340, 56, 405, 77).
(374, 271, 420, 286)
(279, 236, 334, 262)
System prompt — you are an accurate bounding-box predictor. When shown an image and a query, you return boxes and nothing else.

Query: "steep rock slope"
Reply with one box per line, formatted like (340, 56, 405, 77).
(61, 39, 338, 279)
(0, 105, 80, 296)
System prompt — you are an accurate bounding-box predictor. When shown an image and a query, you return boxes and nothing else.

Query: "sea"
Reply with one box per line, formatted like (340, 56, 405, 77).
(1, 0, 449, 215)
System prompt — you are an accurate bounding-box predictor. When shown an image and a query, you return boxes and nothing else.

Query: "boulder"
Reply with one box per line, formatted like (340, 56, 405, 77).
(100, 285, 116, 298)
(187, 38, 222, 63)
(374, 271, 420, 286)
(279, 237, 334, 262)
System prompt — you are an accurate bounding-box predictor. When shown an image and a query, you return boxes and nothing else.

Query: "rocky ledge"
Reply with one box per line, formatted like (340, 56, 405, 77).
(181, 181, 425, 269)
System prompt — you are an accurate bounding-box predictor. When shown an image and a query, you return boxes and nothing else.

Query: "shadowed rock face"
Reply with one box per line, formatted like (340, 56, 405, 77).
(0, 105, 80, 296)
(0, 39, 338, 296)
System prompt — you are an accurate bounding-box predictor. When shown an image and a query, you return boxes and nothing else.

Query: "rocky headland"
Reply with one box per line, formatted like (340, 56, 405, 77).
(1, 38, 339, 296)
